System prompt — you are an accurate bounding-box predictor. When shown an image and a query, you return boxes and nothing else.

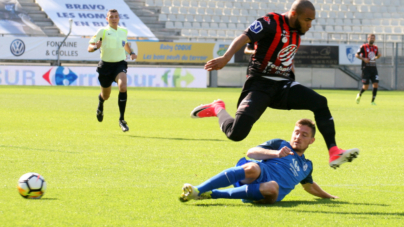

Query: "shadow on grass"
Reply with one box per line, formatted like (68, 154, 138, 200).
(288, 209, 404, 216)
(192, 199, 389, 208)
(0, 145, 79, 153)
(127, 135, 225, 142)
(39, 198, 58, 200)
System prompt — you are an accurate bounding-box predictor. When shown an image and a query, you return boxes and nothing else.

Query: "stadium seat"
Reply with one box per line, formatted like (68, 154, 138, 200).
(174, 22, 183, 29)
(335, 25, 343, 32)
(181, 29, 190, 36)
(179, 7, 187, 14)
(190, 29, 199, 37)
(155, 0, 163, 6)
(192, 22, 201, 29)
(195, 15, 203, 22)
(217, 30, 226, 38)
(237, 23, 246, 30)
(199, 29, 208, 37)
(163, 0, 172, 6)
(381, 19, 390, 26)
(201, 22, 210, 28)
(145, 0, 154, 7)
(176, 14, 185, 22)
(337, 12, 345, 18)
(393, 27, 402, 33)
(229, 16, 239, 23)
(384, 27, 393, 34)
(207, 1, 216, 8)
(325, 25, 334, 32)
(183, 22, 192, 29)
(204, 15, 212, 22)
(199, 1, 207, 8)
(165, 21, 174, 28)
(210, 22, 218, 29)
(158, 14, 168, 21)
(168, 14, 176, 21)
(353, 0, 364, 5)
(340, 4, 348, 12)
(335, 18, 344, 25)
(216, 1, 224, 8)
(161, 6, 170, 14)
(343, 25, 353, 32)
(221, 16, 230, 23)
(190, 0, 198, 8)
(208, 30, 217, 37)
(185, 15, 194, 22)
(172, 0, 181, 7)
(373, 26, 383, 33)
(181, 0, 190, 7)
(352, 26, 362, 32)
(212, 15, 221, 23)
(226, 30, 235, 38)
(219, 23, 227, 30)
(227, 23, 236, 30)
(362, 26, 373, 34)
(188, 7, 196, 14)
(364, 0, 372, 4)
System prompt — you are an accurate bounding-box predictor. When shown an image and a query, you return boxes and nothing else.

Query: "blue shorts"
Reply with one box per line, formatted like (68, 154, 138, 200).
(234, 157, 291, 202)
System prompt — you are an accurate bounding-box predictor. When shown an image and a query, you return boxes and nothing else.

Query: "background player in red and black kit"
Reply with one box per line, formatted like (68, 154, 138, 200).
(190, 0, 359, 169)
(355, 34, 382, 105)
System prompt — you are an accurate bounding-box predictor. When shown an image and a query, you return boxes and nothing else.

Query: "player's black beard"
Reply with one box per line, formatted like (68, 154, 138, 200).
(369, 41, 374, 45)
(295, 20, 305, 35)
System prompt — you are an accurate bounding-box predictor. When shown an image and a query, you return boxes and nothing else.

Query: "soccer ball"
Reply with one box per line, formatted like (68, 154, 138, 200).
(17, 173, 47, 199)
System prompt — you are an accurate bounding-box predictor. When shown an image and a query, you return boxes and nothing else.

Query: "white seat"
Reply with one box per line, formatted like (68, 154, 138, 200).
(352, 19, 361, 25)
(221, 16, 230, 23)
(343, 25, 352, 32)
(203, 15, 212, 22)
(313, 25, 324, 32)
(183, 21, 192, 28)
(215, 9, 223, 15)
(208, 30, 217, 37)
(353, 0, 363, 4)
(348, 5, 357, 12)
(391, 20, 399, 26)
(181, 29, 190, 36)
(174, 21, 183, 28)
(226, 30, 235, 38)
(258, 9, 267, 16)
(362, 26, 372, 34)
(168, 14, 176, 21)
(185, 14, 194, 22)
(302, 32, 313, 40)
(325, 25, 334, 32)
(158, 14, 167, 21)
(190, 29, 198, 37)
(352, 26, 361, 32)
(188, 7, 196, 14)
(340, 4, 347, 11)
(331, 4, 339, 11)
(325, 18, 334, 25)
(389, 35, 401, 41)
(227, 23, 236, 30)
(381, 19, 390, 26)
(171, 6, 179, 14)
(207, 1, 216, 8)
(343, 19, 352, 25)
(363, 0, 372, 4)
(217, 30, 226, 37)
(199, 29, 208, 37)
(161, 6, 170, 14)
(335, 18, 344, 25)
(224, 2, 233, 8)
(165, 21, 174, 28)
(384, 27, 392, 34)
(155, 0, 163, 6)
(179, 7, 187, 14)
(194, 15, 203, 22)
(373, 26, 383, 33)
(240, 9, 249, 16)
(329, 11, 337, 19)
(371, 19, 381, 26)
(229, 16, 239, 23)
(337, 12, 345, 18)
(192, 22, 201, 29)
(181, 0, 189, 7)
(206, 8, 214, 15)
(393, 27, 402, 34)
(382, 0, 391, 5)
(219, 23, 227, 30)
(201, 22, 210, 28)
(232, 9, 241, 15)
(353, 13, 363, 19)
(236, 23, 246, 30)
(242, 2, 251, 9)
(145, 0, 154, 6)
(189, 0, 198, 7)
(387, 6, 397, 13)
(318, 11, 328, 18)
(198, 1, 207, 7)
(172, 0, 181, 7)
(247, 16, 256, 23)
(251, 2, 260, 9)
(176, 14, 185, 21)
(216, 1, 224, 8)
(163, 0, 172, 6)
(210, 22, 218, 29)
(212, 15, 221, 23)
(223, 8, 232, 15)
(335, 25, 343, 32)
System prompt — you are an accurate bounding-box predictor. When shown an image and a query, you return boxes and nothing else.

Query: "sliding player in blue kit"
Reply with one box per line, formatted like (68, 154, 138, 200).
(179, 119, 339, 204)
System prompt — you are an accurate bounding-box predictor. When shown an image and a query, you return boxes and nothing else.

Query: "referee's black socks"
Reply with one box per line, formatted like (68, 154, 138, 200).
(118, 92, 127, 120)
(98, 93, 104, 111)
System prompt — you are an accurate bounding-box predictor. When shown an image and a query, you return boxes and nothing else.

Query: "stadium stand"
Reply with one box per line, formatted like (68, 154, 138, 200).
(130, 0, 404, 43)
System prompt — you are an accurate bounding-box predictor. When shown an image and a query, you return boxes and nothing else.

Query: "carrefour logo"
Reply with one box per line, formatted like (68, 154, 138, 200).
(42, 66, 78, 86)
(10, 39, 25, 56)
(161, 68, 194, 87)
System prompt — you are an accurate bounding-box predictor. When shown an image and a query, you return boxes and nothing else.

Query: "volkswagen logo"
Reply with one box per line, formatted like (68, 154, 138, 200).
(10, 39, 25, 56)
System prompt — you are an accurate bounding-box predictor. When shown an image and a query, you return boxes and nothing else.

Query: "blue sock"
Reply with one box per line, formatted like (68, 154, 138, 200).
(211, 184, 265, 200)
(196, 167, 245, 195)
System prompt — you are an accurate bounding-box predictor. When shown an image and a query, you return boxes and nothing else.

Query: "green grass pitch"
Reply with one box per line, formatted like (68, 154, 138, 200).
(1, 86, 404, 226)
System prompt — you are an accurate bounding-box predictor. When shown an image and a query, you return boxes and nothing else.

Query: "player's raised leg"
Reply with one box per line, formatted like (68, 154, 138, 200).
(287, 84, 359, 169)
(97, 86, 112, 122)
(116, 72, 129, 132)
(356, 83, 368, 104)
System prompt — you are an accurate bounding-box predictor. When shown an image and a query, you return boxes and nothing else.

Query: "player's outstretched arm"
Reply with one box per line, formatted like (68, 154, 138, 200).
(302, 182, 338, 199)
(88, 38, 102, 52)
(247, 146, 294, 160)
(204, 34, 250, 71)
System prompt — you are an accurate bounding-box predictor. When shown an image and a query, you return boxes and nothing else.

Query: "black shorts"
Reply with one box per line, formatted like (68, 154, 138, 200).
(361, 68, 379, 85)
(97, 60, 128, 88)
(236, 76, 294, 119)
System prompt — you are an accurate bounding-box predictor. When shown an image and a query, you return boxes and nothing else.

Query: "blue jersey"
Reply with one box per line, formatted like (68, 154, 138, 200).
(235, 139, 313, 201)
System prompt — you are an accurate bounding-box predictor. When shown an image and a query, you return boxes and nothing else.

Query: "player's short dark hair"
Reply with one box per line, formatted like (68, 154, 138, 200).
(291, 0, 315, 15)
(107, 9, 118, 15)
(368, 33, 376, 38)
(296, 119, 316, 137)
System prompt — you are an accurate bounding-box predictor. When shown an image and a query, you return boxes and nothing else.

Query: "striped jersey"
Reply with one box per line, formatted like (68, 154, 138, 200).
(357, 43, 379, 69)
(244, 13, 301, 81)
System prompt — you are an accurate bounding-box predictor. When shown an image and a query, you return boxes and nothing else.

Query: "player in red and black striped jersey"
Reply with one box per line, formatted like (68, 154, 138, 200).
(355, 34, 382, 105)
(190, 0, 359, 169)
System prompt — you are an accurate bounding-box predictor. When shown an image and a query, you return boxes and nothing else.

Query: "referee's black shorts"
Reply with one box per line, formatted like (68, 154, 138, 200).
(361, 67, 379, 85)
(96, 60, 128, 88)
